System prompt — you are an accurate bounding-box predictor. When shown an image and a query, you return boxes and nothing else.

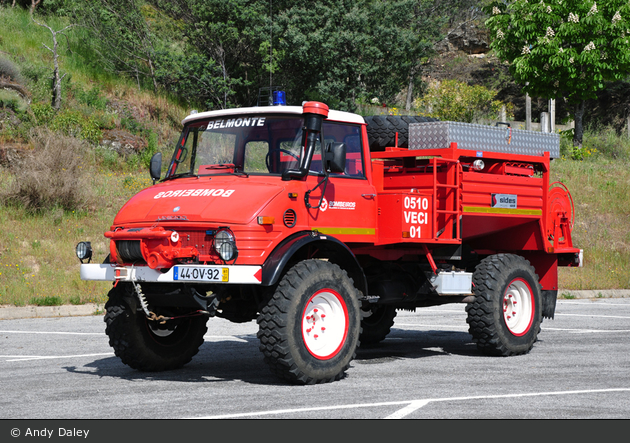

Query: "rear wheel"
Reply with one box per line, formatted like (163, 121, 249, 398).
(104, 284, 208, 371)
(466, 254, 542, 356)
(359, 305, 397, 346)
(257, 260, 361, 384)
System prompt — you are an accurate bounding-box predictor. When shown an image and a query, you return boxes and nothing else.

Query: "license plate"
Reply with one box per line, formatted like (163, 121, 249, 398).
(174, 266, 229, 282)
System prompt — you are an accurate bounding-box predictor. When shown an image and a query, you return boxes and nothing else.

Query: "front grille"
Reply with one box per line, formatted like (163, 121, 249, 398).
(178, 230, 213, 256)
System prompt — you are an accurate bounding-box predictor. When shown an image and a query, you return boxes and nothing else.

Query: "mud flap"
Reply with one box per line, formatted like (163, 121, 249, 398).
(541, 290, 558, 319)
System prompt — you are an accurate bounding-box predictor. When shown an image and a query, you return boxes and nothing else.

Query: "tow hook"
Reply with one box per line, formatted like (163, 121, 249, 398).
(129, 277, 217, 323)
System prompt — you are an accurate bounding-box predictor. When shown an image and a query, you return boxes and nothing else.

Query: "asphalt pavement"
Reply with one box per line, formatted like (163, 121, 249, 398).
(1, 289, 629, 320)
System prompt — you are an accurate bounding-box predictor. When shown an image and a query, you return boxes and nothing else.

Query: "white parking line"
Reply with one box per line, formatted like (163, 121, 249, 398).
(543, 327, 630, 333)
(384, 400, 431, 419)
(187, 387, 630, 419)
(0, 330, 103, 336)
(1, 330, 252, 341)
(555, 313, 630, 319)
(558, 301, 630, 306)
(1, 353, 114, 362)
(394, 324, 630, 333)
(410, 309, 466, 314)
(203, 335, 250, 342)
(394, 323, 468, 329)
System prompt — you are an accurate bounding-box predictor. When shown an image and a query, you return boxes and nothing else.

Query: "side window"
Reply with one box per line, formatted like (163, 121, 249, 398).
(322, 122, 365, 177)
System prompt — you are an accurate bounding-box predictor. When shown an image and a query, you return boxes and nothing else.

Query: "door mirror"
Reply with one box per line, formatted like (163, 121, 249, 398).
(325, 142, 346, 173)
(149, 152, 162, 183)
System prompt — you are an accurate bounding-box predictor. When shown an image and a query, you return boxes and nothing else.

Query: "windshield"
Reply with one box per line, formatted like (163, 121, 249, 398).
(165, 114, 366, 179)
(166, 115, 314, 178)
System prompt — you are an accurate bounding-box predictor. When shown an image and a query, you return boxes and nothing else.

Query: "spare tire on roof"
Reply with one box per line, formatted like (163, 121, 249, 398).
(364, 115, 439, 151)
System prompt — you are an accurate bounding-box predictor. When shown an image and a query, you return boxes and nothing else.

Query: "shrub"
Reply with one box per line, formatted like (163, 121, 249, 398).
(30, 102, 56, 125)
(49, 109, 102, 145)
(74, 85, 108, 111)
(584, 126, 630, 161)
(0, 90, 25, 113)
(415, 79, 511, 123)
(561, 126, 630, 161)
(29, 295, 63, 306)
(0, 56, 23, 84)
(0, 128, 94, 212)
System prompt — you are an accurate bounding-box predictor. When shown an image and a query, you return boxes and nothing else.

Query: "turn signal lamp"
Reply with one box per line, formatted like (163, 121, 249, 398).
(257, 216, 275, 225)
(402, 231, 411, 238)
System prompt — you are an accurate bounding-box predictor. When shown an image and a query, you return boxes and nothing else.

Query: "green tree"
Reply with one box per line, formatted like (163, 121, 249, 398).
(486, 0, 630, 147)
(275, 0, 449, 111)
(370, 0, 446, 110)
(142, 0, 473, 111)
(150, 0, 269, 109)
(71, 0, 159, 90)
(274, 0, 378, 110)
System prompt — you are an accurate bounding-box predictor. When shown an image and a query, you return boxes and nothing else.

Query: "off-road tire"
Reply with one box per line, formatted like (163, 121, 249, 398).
(257, 260, 362, 384)
(364, 115, 438, 151)
(104, 284, 208, 371)
(359, 304, 397, 346)
(466, 254, 543, 356)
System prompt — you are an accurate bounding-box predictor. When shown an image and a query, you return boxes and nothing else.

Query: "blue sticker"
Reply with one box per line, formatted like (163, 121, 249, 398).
(173, 266, 179, 280)
(476, 151, 483, 157)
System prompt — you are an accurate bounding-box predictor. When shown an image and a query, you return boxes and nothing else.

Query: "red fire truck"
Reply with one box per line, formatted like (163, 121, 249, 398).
(77, 100, 582, 384)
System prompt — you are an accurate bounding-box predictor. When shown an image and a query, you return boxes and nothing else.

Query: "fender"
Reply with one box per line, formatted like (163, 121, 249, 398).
(261, 231, 368, 296)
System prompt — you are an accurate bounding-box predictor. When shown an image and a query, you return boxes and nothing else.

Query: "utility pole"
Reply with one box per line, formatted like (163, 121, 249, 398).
(526, 92, 532, 131)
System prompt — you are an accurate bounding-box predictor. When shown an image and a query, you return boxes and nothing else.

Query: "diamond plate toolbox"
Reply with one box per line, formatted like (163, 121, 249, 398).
(408, 121, 560, 158)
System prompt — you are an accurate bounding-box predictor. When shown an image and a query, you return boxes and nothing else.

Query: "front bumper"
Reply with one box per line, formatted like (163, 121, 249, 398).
(80, 263, 262, 284)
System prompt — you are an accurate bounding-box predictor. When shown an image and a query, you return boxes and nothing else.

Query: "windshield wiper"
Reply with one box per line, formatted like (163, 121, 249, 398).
(200, 164, 249, 177)
(163, 171, 198, 181)
(202, 163, 236, 171)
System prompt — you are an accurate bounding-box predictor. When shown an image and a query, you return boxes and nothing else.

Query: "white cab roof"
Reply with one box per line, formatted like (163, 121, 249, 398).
(182, 105, 366, 125)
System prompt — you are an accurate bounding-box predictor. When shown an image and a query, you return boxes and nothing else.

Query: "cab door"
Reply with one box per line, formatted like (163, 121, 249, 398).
(306, 121, 376, 243)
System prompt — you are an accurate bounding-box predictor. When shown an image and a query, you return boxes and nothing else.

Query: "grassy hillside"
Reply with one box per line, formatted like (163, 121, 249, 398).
(553, 153, 630, 291)
(0, 7, 186, 306)
(0, 7, 628, 307)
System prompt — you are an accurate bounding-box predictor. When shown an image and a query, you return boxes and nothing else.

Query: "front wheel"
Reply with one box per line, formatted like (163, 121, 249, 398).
(466, 254, 542, 356)
(257, 260, 361, 384)
(104, 284, 208, 371)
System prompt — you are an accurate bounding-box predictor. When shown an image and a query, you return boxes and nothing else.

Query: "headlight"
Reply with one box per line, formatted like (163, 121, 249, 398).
(214, 229, 238, 262)
(76, 242, 93, 263)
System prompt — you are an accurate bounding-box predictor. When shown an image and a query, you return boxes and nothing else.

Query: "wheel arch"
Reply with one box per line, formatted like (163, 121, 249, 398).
(261, 231, 367, 296)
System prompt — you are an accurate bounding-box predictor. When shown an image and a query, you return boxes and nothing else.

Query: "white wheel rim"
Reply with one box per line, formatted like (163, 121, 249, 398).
(148, 323, 175, 337)
(302, 289, 348, 360)
(503, 278, 534, 336)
